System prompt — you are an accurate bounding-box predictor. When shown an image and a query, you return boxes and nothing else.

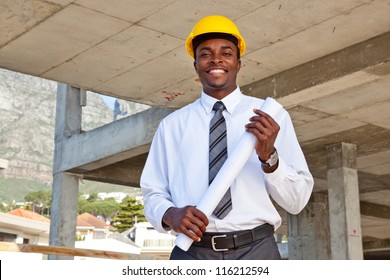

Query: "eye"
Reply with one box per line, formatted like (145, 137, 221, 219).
(199, 52, 211, 57)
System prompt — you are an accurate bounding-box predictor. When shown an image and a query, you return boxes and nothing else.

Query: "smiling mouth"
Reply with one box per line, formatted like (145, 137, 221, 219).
(208, 69, 226, 74)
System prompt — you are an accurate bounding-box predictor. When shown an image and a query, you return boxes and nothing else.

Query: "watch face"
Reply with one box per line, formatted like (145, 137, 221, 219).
(266, 151, 278, 166)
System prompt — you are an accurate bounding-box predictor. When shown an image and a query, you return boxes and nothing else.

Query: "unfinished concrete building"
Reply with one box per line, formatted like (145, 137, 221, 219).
(0, 1, 389, 259)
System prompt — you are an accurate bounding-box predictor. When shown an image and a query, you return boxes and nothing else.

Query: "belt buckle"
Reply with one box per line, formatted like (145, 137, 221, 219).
(211, 234, 228, 252)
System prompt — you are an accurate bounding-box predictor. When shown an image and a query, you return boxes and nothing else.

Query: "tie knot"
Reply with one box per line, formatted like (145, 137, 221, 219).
(213, 101, 225, 112)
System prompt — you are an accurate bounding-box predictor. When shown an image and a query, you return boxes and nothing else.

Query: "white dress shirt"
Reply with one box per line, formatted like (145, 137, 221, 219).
(140, 87, 313, 233)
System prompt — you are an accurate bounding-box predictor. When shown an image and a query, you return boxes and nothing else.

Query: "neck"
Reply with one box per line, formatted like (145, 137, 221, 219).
(204, 86, 237, 100)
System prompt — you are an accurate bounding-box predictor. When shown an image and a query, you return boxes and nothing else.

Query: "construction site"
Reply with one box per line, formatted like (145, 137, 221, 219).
(0, 0, 389, 260)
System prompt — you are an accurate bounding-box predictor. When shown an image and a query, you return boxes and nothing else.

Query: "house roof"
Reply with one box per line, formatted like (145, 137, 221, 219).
(76, 216, 94, 228)
(0, 212, 50, 237)
(7, 208, 50, 223)
(77, 212, 116, 231)
(6, 209, 116, 231)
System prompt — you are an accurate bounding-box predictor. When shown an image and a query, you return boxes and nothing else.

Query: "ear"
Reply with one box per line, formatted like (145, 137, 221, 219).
(237, 59, 241, 72)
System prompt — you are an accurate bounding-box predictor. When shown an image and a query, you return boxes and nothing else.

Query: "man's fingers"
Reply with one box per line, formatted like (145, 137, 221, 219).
(193, 208, 209, 227)
(180, 226, 201, 242)
(192, 216, 207, 232)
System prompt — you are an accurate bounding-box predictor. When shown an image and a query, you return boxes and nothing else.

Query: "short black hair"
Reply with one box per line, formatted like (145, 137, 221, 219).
(192, 32, 240, 59)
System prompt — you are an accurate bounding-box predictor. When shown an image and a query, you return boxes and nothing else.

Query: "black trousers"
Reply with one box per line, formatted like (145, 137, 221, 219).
(169, 234, 281, 260)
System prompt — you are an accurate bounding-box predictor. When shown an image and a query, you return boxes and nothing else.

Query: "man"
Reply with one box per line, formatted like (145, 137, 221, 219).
(140, 15, 313, 260)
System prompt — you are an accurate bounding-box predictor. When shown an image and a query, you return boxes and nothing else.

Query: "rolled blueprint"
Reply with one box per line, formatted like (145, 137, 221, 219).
(175, 97, 283, 251)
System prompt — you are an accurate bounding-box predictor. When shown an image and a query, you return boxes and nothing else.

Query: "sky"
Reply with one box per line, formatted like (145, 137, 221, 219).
(101, 94, 116, 110)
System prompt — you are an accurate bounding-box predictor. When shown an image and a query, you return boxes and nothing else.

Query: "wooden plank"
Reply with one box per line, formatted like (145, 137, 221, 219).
(0, 241, 154, 260)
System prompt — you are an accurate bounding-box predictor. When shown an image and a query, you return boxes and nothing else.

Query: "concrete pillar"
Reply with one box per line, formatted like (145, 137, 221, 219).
(326, 142, 363, 259)
(288, 192, 331, 259)
(49, 84, 81, 260)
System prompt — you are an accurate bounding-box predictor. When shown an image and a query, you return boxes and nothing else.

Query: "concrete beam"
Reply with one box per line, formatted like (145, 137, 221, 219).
(360, 201, 390, 220)
(241, 31, 390, 100)
(53, 106, 174, 173)
(79, 154, 147, 187)
(363, 238, 390, 252)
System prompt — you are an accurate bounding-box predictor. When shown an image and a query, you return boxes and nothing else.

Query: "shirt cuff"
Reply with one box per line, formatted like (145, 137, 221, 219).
(153, 201, 175, 233)
(263, 156, 289, 186)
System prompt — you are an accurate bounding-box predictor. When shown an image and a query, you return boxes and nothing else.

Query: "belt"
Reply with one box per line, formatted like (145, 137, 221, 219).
(193, 224, 274, 252)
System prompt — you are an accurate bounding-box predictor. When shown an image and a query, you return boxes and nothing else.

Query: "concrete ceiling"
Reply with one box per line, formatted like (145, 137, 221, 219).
(1, 0, 389, 257)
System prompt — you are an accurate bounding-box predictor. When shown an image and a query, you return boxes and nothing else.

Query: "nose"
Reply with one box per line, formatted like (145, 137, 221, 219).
(210, 53, 223, 64)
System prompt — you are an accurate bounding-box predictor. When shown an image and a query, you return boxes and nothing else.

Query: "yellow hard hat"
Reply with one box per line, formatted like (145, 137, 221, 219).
(185, 15, 246, 59)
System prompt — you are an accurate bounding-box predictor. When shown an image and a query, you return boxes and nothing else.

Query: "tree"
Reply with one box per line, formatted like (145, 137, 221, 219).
(79, 198, 119, 222)
(86, 192, 99, 202)
(0, 202, 8, 212)
(24, 190, 51, 216)
(112, 197, 147, 232)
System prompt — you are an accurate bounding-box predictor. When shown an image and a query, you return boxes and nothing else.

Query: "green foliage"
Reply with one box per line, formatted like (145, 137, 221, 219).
(76, 233, 85, 241)
(79, 199, 119, 220)
(86, 192, 99, 202)
(24, 189, 51, 216)
(112, 197, 147, 233)
(0, 202, 10, 212)
(78, 196, 89, 214)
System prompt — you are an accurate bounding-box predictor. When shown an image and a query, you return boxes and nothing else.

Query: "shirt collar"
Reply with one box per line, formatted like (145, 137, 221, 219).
(200, 86, 242, 115)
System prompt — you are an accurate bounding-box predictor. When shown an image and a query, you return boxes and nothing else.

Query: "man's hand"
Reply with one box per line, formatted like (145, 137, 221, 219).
(245, 109, 280, 172)
(163, 206, 209, 242)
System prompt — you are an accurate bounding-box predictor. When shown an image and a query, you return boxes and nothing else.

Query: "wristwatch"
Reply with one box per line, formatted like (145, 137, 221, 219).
(259, 149, 279, 167)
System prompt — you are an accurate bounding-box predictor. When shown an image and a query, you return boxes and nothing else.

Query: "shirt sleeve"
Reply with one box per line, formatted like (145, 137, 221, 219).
(140, 122, 175, 233)
(264, 109, 314, 214)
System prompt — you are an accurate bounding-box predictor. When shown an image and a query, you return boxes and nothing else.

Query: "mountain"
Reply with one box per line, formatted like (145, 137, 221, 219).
(0, 68, 143, 202)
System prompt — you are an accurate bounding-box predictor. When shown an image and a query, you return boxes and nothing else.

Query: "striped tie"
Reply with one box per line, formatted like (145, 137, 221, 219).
(209, 101, 232, 219)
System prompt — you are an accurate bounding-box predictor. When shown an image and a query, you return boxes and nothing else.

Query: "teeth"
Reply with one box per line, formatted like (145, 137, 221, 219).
(210, 69, 224, 73)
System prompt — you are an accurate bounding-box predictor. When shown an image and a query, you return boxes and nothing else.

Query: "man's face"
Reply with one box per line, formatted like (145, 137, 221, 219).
(194, 38, 241, 98)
